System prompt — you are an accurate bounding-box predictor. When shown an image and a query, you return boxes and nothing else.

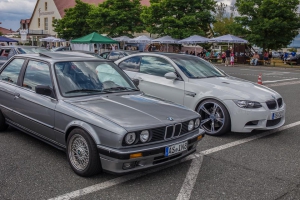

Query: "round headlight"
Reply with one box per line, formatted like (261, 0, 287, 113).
(140, 130, 150, 143)
(188, 120, 194, 131)
(194, 118, 200, 128)
(125, 132, 136, 145)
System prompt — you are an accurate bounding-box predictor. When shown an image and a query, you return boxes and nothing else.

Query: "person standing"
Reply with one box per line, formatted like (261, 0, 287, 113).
(225, 48, 231, 66)
(221, 52, 226, 63)
(230, 51, 235, 66)
(263, 50, 269, 65)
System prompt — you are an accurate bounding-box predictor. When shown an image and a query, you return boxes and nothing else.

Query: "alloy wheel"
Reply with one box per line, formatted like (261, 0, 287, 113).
(68, 134, 90, 171)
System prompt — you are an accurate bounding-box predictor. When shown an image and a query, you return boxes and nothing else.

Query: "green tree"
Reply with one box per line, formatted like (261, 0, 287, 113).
(53, 0, 94, 40)
(235, 0, 300, 51)
(213, 16, 235, 36)
(141, 0, 216, 39)
(87, 0, 144, 37)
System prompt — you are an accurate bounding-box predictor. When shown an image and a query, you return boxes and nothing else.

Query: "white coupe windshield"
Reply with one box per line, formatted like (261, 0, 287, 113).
(171, 56, 226, 78)
(54, 61, 138, 97)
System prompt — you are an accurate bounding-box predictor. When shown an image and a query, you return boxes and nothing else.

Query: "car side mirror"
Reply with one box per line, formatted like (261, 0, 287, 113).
(35, 85, 55, 98)
(164, 72, 177, 80)
(132, 79, 139, 87)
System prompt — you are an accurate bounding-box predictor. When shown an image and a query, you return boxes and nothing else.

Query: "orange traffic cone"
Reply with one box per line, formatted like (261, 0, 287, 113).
(257, 74, 262, 85)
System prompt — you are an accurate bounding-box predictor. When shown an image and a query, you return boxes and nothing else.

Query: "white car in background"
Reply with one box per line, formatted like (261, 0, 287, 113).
(115, 53, 286, 136)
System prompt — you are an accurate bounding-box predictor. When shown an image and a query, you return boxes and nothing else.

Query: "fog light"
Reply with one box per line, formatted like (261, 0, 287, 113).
(197, 135, 203, 140)
(122, 162, 136, 170)
(130, 152, 143, 159)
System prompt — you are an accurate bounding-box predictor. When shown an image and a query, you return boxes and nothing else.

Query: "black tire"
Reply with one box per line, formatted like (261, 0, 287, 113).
(197, 99, 231, 136)
(67, 128, 102, 177)
(0, 111, 8, 132)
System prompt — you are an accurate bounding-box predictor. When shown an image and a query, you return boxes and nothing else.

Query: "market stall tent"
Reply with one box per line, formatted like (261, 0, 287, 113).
(71, 32, 118, 52)
(0, 36, 18, 45)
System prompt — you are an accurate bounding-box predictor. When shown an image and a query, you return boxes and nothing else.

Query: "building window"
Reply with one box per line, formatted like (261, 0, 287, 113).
(45, 2, 48, 11)
(38, 18, 40, 28)
(44, 18, 48, 30)
(52, 17, 55, 22)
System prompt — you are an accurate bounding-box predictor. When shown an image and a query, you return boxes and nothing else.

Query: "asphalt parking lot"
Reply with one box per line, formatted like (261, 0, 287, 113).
(1, 65, 300, 200)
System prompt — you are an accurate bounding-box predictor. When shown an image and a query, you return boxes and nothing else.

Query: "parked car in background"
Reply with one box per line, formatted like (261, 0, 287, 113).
(0, 52, 205, 176)
(100, 50, 140, 61)
(286, 54, 300, 65)
(116, 53, 286, 136)
(51, 46, 71, 52)
(0, 46, 48, 66)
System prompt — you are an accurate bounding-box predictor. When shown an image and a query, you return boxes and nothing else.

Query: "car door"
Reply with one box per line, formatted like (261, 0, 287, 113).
(134, 56, 185, 105)
(0, 58, 26, 120)
(13, 59, 57, 141)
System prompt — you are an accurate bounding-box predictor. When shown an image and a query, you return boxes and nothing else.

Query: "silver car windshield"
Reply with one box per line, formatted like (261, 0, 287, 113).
(172, 56, 226, 78)
(54, 61, 138, 97)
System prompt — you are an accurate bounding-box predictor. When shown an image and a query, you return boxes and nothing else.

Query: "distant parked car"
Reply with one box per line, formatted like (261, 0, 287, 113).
(286, 54, 300, 65)
(100, 50, 139, 61)
(0, 52, 205, 176)
(0, 46, 48, 66)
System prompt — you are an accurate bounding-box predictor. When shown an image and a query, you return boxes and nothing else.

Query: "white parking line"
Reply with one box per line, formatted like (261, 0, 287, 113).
(176, 121, 300, 200)
(266, 80, 300, 87)
(263, 78, 298, 83)
(48, 121, 300, 200)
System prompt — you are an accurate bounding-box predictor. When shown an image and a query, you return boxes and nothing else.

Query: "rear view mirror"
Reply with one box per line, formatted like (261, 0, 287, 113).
(164, 72, 177, 80)
(35, 85, 55, 98)
(132, 79, 140, 87)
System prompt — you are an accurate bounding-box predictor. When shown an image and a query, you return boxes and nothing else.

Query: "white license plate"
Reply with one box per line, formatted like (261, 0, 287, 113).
(165, 141, 188, 157)
(271, 110, 284, 120)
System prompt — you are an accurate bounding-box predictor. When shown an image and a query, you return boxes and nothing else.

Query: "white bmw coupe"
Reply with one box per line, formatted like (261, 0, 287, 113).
(115, 53, 286, 136)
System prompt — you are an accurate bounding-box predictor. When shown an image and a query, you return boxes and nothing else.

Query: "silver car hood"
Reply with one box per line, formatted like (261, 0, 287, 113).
(66, 94, 199, 131)
(189, 76, 280, 102)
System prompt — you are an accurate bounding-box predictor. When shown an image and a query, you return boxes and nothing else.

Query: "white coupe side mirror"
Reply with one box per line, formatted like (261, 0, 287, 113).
(164, 72, 177, 80)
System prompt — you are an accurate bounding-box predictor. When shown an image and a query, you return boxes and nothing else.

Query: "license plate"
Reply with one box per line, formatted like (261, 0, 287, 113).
(271, 110, 284, 120)
(165, 141, 188, 157)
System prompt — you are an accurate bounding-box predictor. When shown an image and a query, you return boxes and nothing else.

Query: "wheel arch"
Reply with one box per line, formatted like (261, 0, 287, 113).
(64, 120, 101, 145)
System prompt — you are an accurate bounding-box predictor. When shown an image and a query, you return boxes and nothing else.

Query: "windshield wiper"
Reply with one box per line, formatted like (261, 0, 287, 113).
(65, 89, 107, 94)
(103, 87, 139, 92)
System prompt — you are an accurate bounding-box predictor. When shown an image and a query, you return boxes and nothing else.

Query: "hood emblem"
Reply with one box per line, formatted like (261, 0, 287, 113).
(167, 117, 174, 121)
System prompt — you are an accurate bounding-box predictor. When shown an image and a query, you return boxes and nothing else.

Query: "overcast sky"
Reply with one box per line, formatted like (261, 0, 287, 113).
(0, 0, 235, 31)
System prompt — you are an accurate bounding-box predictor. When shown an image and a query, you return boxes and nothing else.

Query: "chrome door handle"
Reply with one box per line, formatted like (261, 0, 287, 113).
(14, 93, 20, 99)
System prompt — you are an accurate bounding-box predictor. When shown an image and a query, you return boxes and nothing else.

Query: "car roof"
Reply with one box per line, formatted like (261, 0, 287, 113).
(13, 52, 111, 63)
(122, 52, 197, 59)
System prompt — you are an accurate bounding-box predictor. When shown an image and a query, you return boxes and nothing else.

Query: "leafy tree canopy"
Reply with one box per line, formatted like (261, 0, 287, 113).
(235, 0, 300, 50)
(88, 0, 144, 37)
(141, 0, 216, 39)
(53, 0, 94, 40)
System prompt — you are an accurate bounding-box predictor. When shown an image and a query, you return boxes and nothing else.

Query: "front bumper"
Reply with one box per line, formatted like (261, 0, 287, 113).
(223, 100, 286, 133)
(97, 128, 205, 174)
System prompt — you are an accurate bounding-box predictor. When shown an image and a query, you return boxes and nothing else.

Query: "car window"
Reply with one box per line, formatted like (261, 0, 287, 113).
(119, 56, 141, 72)
(0, 59, 25, 85)
(0, 49, 11, 58)
(100, 52, 109, 59)
(140, 56, 175, 77)
(22, 60, 53, 91)
(8, 49, 15, 58)
(108, 52, 121, 60)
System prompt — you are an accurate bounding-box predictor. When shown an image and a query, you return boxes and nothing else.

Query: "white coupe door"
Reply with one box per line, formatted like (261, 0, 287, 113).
(134, 56, 185, 105)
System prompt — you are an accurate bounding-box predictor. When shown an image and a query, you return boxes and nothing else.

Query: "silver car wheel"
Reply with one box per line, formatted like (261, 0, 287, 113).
(198, 102, 225, 134)
(68, 134, 90, 171)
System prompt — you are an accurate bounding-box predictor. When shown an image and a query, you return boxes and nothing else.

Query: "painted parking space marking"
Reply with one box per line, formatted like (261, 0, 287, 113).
(48, 121, 300, 200)
(263, 78, 299, 83)
(266, 80, 300, 87)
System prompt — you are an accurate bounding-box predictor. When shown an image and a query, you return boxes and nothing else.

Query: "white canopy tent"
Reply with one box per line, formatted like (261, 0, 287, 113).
(39, 37, 58, 42)
(128, 35, 153, 43)
(178, 35, 209, 52)
(208, 34, 248, 46)
(112, 36, 132, 50)
(152, 36, 179, 52)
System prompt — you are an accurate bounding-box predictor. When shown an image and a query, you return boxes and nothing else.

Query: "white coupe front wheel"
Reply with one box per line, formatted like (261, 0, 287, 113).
(197, 99, 230, 136)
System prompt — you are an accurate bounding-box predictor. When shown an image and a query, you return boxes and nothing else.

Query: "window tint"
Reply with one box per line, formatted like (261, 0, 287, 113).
(140, 56, 175, 77)
(108, 52, 121, 60)
(0, 59, 24, 84)
(23, 60, 53, 91)
(100, 52, 109, 59)
(119, 56, 141, 72)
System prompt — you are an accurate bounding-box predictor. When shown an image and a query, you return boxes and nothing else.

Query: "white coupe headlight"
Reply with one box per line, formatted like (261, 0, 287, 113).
(233, 100, 262, 108)
(125, 132, 136, 145)
(140, 130, 150, 143)
(194, 118, 200, 128)
(188, 120, 194, 131)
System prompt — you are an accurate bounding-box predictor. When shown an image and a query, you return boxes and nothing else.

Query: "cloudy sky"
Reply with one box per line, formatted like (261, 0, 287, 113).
(0, 0, 235, 31)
